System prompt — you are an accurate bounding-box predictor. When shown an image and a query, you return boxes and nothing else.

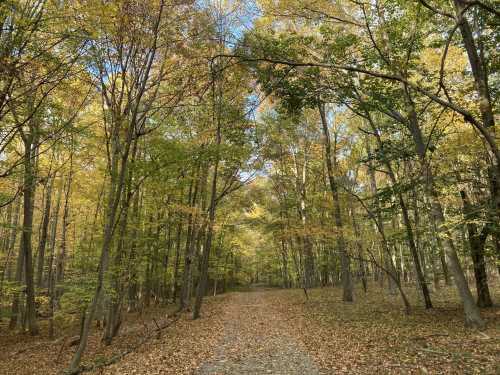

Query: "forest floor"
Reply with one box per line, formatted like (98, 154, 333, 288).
(0, 283, 499, 374)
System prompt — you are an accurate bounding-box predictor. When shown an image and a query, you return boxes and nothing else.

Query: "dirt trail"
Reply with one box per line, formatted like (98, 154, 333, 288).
(196, 289, 320, 375)
(3, 286, 499, 374)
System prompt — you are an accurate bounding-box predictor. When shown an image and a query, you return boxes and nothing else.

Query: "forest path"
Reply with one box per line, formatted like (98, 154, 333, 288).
(196, 289, 320, 375)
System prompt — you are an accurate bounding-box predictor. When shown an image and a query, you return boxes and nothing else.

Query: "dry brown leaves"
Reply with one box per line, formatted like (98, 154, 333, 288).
(0, 284, 498, 375)
(270, 283, 500, 374)
(0, 298, 226, 375)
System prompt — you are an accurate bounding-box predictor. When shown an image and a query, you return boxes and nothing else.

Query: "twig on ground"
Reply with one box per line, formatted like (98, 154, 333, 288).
(67, 314, 181, 374)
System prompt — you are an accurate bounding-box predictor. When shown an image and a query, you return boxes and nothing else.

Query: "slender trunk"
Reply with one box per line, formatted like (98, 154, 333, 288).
(20, 131, 38, 335)
(179, 168, 200, 310)
(280, 238, 290, 288)
(460, 190, 493, 307)
(404, 88, 483, 327)
(56, 162, 73, 284)
(127, 189, 141, 312)
(9, 236, 24, 330)
(0, 197, 20, 312)
(453, 0, 495, 131)
(6, 197, 21, 280)
(364, 115, 432, 308)
(1, 203, 13, 252)
(428, 239, 440, 290)
(171, 216, 182, 301)
(192, 162, 218, 319)
(102, 201, 129, 345)
(163, 213, 172, 302)
(289, 238, 302, 286)
(143, 214, 154, 309)
(36, 176, 53, 287)
(319, 103, 353, 301)
(412, 183, 430, 294)
(103, 140, 138, 344)
(362, 248, 411, 314)
(47, 178, 62, 290)
(292, 150, 315, 290)
(431, 214, 451, 286)
(212, 230, 224, 296)
(68, 123, 134, 372)
(349, 200, 367, 293)
(48, 258, 56, 338)
(193, 59, 224, 319)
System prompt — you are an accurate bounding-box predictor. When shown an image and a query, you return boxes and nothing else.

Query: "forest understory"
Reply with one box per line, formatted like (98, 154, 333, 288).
(1, 282, 499, 375)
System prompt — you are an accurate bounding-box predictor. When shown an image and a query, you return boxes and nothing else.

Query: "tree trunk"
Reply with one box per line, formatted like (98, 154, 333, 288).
(127, 187, 141, 312)
(171, 216, 183, 301)
(404, 88, 483, 327)
(179, 167, 201, 311)
(292, 149, 315, 290)
(280, 238, 290, 288)
(103, 140, 139, 344)
(453, 0, 495, 131)
(0, 196, 20, 316)
(193, 165, 220, 319)
(56, 163, 73, 284)
(68, 123, 135, 372)
(349, 199, 367, 293)
(20, 131, 39, 335)
(319, 103, 353, 301)
(163, 212, 173, 302)
(9, 236, 24, 330)
(6, 197, 21, 281)
(193, 59, 224, 319)
(363, 112, 433, 308)
(460, 190, 493, 307)
(46, 177, 62, 291)
(36, 176, 53, 287)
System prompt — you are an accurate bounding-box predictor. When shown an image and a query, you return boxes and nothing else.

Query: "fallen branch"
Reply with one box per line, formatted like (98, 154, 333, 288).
(14, 335, 67, 356)
(410, 333, 449, 341)
(417, 347, 456, 356)
(416, 345, 493, 361)
(65, 314, 180, 374)
(56, 336, 80, 363)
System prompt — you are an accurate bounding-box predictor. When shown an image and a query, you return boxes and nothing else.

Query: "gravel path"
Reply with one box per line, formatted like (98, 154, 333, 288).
(196, 290, 320, 375)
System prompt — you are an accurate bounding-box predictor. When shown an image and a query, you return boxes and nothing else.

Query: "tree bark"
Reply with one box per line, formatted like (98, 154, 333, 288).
(403, 86, 483, 327)
(68, 124, 133, 372)
(319, 103, 353, 301)
(349, 198, 367, 293)
(193, 56, 224, 319)
(9, 236, 24, 330)
(19, 129, 39, 335)
(171, 216, 183, 301)
(292, 148, 315, 290)
(363, 114, 432, 308)
(5, 196, 21, 281)
(0, 196, 20, 315)
(193, 162, 220, 318)
(460, 190, 493, 307)
(179, 166, 201, 311)
(36, 175, 53, 287)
